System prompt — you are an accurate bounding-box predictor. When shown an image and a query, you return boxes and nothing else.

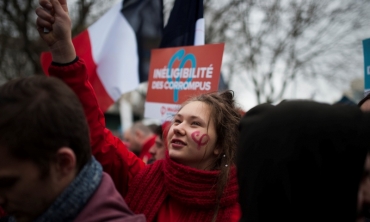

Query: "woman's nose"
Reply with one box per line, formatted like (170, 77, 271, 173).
(173, 124, 185, 136)
(149, 145, 156, 155)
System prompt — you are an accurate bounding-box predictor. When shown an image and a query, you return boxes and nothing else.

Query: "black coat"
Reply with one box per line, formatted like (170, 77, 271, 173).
(237, 101, 370, 222)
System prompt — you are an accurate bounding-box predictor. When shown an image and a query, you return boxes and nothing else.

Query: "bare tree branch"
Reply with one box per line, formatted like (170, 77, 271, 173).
(213, 0, 370, 104)
(0, 0, 116, 82)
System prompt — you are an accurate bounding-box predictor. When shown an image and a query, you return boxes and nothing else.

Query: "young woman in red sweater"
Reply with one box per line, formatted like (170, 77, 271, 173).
(36, 0, 241, 221)
(125, 92, 241, 221)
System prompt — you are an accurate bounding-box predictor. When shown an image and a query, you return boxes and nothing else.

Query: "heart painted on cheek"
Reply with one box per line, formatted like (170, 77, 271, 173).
(191, 131, 210, 150)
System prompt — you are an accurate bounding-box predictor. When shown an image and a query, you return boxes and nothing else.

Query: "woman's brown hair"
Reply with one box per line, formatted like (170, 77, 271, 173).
(180, 90, 241, 221)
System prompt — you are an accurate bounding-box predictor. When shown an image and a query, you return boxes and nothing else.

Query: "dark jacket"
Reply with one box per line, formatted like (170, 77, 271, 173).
(74, 173, 145, 222)
(0, 173, 145, 222)
(237, 101, 370, 222)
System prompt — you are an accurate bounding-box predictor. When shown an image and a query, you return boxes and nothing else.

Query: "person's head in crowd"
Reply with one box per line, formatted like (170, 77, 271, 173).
(237, 100, 370, 222)
(122, 127, 133, 146)
(123, 121, 154, 156)
(0, 76, 91, 221)
(148, 125, 166, 164)
(166, 90, 241, 202)
(147, 123, 159, 133)
(359, 93, 370, 111)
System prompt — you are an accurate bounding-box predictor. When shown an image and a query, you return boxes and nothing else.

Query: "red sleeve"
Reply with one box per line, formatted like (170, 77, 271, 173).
(48, 58, 145, 197)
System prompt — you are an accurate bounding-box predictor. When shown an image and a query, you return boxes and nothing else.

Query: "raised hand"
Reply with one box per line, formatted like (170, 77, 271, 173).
(36, 0, 76, 63)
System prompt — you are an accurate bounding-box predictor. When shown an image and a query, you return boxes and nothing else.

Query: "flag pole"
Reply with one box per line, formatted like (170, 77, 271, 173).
(119, 94, 133, 134)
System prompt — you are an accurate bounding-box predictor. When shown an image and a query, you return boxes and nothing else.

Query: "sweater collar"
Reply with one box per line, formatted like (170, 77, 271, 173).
(163, 156, 238, 209)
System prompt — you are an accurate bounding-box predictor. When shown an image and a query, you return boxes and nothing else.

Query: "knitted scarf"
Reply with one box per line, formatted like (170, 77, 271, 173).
(126, 156, 238, 222)
(8, 157, 102, 222)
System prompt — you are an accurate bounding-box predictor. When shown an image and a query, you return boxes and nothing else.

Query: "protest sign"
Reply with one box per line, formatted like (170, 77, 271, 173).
(363, 38, 370, 96)
(144, 43, 224, 122)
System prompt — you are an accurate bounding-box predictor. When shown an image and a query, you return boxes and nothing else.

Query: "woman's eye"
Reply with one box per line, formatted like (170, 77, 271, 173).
(192, 121, 201, 126)
(174, 119, 181, 124)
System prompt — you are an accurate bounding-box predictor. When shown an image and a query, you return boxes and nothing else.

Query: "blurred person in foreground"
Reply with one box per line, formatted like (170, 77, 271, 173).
(0, 0, 146, 221)
(0, 68, 144, 220)
(237, 100, 370, 222)
(359, 94, 370, 112)
(358, 94, 370, 222)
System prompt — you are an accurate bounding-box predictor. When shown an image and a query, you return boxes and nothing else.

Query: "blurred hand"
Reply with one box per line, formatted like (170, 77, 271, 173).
(35, 0, 76, 63)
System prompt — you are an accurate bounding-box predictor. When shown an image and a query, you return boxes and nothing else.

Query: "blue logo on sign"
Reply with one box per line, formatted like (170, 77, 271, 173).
(167, 49, 196, 102)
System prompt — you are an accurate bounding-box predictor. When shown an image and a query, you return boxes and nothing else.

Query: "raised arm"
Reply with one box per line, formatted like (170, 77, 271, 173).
(35, 0, 145, 197)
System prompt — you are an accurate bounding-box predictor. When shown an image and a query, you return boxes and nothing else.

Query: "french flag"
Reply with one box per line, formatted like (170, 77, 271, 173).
(40, 0, 163, 112)
(160, 0, 204, 47)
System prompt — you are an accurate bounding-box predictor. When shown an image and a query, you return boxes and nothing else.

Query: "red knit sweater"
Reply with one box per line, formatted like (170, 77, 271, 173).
(156, 197, 241, 222)
(125, 156, 240, 222)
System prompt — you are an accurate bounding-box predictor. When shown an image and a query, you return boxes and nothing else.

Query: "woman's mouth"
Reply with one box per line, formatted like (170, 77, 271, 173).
(171, 139, 187, 149)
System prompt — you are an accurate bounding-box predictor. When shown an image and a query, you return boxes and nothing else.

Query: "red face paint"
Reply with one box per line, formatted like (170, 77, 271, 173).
(191, 131, 210, 150)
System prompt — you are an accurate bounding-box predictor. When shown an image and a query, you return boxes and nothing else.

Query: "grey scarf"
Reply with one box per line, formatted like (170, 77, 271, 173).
(9, 157, 102, 222)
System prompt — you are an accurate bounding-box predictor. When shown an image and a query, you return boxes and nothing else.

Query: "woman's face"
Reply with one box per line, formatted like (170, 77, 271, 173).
(167, 101, 218, 170)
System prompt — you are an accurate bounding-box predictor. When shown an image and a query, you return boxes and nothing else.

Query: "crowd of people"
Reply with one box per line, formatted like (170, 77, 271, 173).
(1, 0, 370, 221)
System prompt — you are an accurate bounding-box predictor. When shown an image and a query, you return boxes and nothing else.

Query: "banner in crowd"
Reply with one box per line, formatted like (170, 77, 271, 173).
(363, 38, 370, 96)
(144, 43, 224, 122)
